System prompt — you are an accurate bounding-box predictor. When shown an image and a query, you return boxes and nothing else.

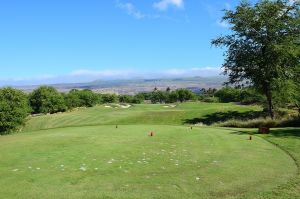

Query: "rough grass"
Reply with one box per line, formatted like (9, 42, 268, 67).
(0, 125, 296, 199)
(216, 116, 300, 128)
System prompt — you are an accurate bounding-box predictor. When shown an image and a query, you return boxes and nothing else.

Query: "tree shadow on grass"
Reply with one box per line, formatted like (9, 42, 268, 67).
(231, 128, 300, 138)
(184, 111, 266, 125)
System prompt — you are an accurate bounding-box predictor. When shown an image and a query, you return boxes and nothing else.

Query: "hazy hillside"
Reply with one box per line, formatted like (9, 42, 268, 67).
(15, 76, 227, 94)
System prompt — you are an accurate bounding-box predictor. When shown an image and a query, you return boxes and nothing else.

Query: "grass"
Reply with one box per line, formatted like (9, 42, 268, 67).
(1, 102, 300, 198)
(23, 102, 260, 132)
(0, 125, 297, 199)
(234, 128, 300, 199)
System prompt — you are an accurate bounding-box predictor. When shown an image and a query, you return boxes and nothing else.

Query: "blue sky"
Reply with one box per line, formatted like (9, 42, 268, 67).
(0, 0, 243, 85)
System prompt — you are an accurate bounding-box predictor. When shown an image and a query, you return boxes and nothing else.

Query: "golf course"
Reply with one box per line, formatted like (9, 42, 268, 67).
(0, 103, 299, 199)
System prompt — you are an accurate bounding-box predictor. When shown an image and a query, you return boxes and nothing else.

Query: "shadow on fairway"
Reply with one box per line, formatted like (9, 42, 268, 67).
(231, 128, 300, 138)
(184, 110, 265, 125)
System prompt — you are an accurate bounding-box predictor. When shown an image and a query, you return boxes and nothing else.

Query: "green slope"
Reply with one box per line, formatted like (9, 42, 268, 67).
(23, 102, 260, 132)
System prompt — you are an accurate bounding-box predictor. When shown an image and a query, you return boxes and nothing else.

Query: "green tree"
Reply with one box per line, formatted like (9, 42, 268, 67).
(131, 95, 144, 104)
(29, 86, 67, 114)
(0, 88, 30, 134)
(151, 90, 166, 104)
(167, 91, 179, 103)
(212, 0, 300, 119)
(215, 87, 241, 103)
(65, 89, 82, 109)
(119, 95, 133, 103)
(176, 89, 195, 103)
(101, 94, 118, 103)
(66, 89, 99, 108)
(240, 88, 265, 105)
(78, 89, 99, 107)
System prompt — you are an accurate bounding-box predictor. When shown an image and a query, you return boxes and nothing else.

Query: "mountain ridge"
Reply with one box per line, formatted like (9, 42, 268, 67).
(10, 76, 227, 94)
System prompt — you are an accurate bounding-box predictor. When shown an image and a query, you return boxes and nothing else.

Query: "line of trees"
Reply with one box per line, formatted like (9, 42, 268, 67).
(149, 88, 196, 104)
(0, 86, 118, 134)
(0, 86, 201, 134)
(1, 84, 299, 135)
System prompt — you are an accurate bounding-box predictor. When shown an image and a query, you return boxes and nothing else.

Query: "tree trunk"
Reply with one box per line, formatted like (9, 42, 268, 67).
(296, 103, 300, 116)
(265, 90, 275, 119)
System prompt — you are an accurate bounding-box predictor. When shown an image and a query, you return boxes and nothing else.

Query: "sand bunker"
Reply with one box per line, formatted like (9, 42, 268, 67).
(163, 105, 177, 108)
(120, 104, 131, 108)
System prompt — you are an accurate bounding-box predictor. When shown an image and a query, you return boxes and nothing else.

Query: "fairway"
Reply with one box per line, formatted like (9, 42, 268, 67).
(0, 125, 296, 199)
(23, 103, 261, 132)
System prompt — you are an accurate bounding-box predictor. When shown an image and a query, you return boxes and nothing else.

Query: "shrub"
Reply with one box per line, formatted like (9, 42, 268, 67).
(201, 97, 219, 103)
(0, 88, 30, 134)
(101, 94, 118, 103)
(29, 86, 67, 114)
(215, 87, 241, 103)
(176, 88, 196, 102)
(240, 89, 265, 105)
(216, 116, 300, 128)
(151, 91, 166, 104)
(119, 95, 133, 103)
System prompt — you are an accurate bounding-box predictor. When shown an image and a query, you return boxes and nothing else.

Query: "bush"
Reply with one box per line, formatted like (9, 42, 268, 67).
(216, 116, 300, 128)
(29, 86, 67, 114)
(166, 91, 179, 103)
(240, 89, 265, 105)
(101, 94, 118, 103)
(176, 89, 195, 102)
(151, 91, 167, 104)
(119, 95, 133, 103)
(214, 87, 265, 104)
(215, 87, 241, 103)
(0, 88, 30, 134)
(149, 88, 195, 104)
(201, 97, 219, 103)
(131, 95, 143, 104)
(65, 89, 101, 109)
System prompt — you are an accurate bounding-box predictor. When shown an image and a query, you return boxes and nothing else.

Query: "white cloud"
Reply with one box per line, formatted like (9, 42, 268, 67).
(153, 0, 184, 11)
(116, 1, 146, 19)
(70, 69, 135, 78)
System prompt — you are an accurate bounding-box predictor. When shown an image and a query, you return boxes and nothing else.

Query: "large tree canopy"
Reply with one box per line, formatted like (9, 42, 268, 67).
(0, 88, 30, 134)
(212, 0, 300, 118)
(29, 86, 67, 114)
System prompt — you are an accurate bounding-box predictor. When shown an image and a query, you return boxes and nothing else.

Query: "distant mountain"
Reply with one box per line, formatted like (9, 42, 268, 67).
(14, 76, 227, 94)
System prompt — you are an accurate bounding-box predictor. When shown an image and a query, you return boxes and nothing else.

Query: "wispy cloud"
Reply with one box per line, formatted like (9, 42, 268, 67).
(116, 1, 188, 21)
(204, 2, 231, 28)
(153, 0, 184, 11)
(116, 1, 147, 19)
(70, 67, 222, 79)
(70, 69, 136, 78)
